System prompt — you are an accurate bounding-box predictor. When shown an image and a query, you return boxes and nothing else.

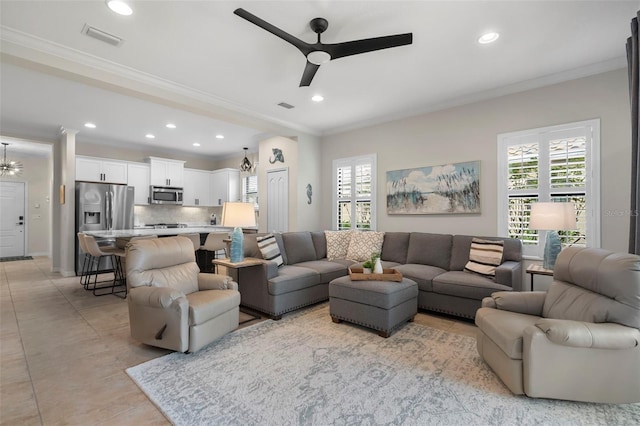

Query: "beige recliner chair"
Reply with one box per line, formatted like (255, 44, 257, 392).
(126, 236, 241, 353)
(476, 247, 640, 403)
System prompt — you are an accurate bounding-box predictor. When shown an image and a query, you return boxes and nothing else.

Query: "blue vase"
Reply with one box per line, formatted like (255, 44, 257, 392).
(543, 230, 562, 270)
(230, 227, 244, 263)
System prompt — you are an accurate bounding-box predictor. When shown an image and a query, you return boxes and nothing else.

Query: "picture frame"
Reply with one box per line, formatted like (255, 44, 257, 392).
(386, 161, 480, 214)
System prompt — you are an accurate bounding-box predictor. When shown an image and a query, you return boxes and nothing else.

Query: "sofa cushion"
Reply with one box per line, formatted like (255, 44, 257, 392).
(282, 232, 317, 264)
(346, 231, 385, 261)
(381, 232, 410, 264)
(464, 238, 504, 277)
(268, 265, 320, 296)
(256, 234, 283, 267)
(406, 233, 453, 270)
(311, 232, 327, 259)
(433, 271, 512, 300)
(295, 260, 349, 283)
(475, 307, 540, 359)
(186, 289, 241, 326)
(395, 264, 447, 292)
(243, 233, 266, 258)
(325, 230, 352, 260)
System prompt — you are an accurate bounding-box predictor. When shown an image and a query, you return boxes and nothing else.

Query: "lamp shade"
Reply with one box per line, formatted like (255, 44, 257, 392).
(529, 202, 576, 231)
(221, 202, 256, 228)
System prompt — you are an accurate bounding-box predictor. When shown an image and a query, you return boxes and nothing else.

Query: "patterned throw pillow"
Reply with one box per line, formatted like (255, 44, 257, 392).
(256, 234, 284, 267)
(325, 230, 352, 260)
(346, 231, 385, 262)
(464, 238, 504, 277)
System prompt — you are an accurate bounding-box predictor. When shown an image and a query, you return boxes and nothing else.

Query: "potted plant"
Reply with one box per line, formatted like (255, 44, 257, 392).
(362, 259, 373, 274)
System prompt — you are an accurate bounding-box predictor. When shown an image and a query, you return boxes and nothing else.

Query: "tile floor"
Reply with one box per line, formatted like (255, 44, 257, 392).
(0, 257, 477, 425)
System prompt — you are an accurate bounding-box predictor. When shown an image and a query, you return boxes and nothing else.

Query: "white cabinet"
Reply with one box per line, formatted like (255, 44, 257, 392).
(76, 156, 128, 184)
(127, 163, 150, 205)
(183, 169, 211, 206)
(147, 157, 184, 187)
(210, 168, 240, 207)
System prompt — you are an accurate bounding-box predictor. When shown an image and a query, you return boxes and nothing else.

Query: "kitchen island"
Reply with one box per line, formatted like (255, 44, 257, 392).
(82, 226, 237, 239)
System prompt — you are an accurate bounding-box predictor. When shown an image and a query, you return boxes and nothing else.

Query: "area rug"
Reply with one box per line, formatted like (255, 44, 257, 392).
(0, 256, 33, 262)
(126, 304, 640, 425)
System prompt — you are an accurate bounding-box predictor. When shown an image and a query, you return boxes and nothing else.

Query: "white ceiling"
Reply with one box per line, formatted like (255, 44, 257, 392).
(0, 1, 637, 159)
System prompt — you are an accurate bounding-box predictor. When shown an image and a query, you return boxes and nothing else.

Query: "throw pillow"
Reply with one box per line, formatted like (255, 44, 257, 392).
(346, 231, 385, 262)
(256, 234, 284, 267)
(325, 230, 352, 260)
(464, 238, 504, 277)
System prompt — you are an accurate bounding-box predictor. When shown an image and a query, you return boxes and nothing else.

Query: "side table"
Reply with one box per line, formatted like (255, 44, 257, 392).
(212, 257, 264, 324)
(526, 263, 553, 291)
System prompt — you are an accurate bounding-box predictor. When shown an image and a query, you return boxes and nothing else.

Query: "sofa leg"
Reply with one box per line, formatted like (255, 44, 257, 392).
(378, 330, 391, 338)
(271, 314, 282, 321)
(408, 316, 415, 323)
(331, 316, 342, 323)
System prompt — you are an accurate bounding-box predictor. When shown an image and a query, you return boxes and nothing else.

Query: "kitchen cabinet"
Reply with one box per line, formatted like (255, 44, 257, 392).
(183, 168, 211, 206)
(76, 156, 128, 184)
(147, 157, 184, 187)
(127, 163, 150, 205)
(210, 168, 240, 207)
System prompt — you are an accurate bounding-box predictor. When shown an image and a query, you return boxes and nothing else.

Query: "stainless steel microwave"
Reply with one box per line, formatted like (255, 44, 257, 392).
(150, 185, 184, 205)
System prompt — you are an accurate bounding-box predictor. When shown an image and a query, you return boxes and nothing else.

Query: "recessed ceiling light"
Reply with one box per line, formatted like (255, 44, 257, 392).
(84, 122, 96, 129)
(106, 0, 133, 16)
(166, 123, 176, 129)
(193, 143, 200, 147)
(145, 134, 155, 139)
(478, 32, 500, 44)
(216, 134, 224, 139)
(311, 94, 324, 102)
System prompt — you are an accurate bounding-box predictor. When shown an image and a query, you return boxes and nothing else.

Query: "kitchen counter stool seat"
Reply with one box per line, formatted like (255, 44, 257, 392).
(82, 234, 127, 297)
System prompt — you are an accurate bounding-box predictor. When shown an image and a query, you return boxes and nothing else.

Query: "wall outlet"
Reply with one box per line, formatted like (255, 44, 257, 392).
(32, 214, 42, 220)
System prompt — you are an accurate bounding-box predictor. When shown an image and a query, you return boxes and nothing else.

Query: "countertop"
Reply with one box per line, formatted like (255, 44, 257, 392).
(84, 226, 236, 238)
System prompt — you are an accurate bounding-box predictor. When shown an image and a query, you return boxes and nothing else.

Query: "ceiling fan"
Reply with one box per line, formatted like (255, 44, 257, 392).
(233, 8, 413, 87)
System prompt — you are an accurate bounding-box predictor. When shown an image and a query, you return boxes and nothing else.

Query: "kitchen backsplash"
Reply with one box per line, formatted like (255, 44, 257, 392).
(134, 205, 223, 227)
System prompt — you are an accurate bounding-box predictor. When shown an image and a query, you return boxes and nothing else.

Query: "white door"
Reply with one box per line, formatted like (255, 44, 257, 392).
(0, 181, 26, 257)
(267, 169, 288, 233)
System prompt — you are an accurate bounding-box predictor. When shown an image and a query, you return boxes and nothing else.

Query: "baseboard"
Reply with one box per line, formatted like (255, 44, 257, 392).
(28, 251, 50, 257)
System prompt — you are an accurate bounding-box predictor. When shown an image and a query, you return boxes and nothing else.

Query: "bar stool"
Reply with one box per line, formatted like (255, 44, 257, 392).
(83, 234, 127, 297)
(202, 232, 228, 273)
(183, 233, 202, 252)
(77, 233, 92, 290)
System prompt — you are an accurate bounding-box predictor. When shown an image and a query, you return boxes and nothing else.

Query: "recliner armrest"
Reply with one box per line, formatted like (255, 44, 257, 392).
(198, 273, 238, 291)
(129, 286, 186, 309)
(536, 319, 640, 349)
(494, 260, 523, 290)
(483, 291, 547, 316)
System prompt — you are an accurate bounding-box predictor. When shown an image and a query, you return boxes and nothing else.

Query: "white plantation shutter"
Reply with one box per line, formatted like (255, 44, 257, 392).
(242, 174, 258, 208)
(333, 154, 377, 230)
(498, 120, 600, 257)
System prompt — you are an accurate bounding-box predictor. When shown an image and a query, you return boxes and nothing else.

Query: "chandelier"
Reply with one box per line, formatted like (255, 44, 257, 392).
(239, 147, 254, 173)
(0, 143, 22, 177)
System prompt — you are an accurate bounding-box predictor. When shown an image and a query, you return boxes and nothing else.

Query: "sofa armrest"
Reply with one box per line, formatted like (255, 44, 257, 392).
(129, 286, 186, 309)
(198, 273, 237, 291)
(494, 260, 523, 290)
(483, 291, 547, 316)
(264, 260, 279, 280)
(535, 319, 640, 349)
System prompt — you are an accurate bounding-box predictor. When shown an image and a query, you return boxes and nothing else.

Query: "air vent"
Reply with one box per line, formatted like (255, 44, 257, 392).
(277, 102, 295, 110)
(81, 24, 124, 47)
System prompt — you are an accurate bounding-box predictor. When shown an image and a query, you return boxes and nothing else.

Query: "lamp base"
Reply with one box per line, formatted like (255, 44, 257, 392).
(229, 227, 244, 263)
(543, 230, 562, 270)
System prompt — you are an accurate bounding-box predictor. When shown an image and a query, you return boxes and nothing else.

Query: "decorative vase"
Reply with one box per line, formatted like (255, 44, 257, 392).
(230, 227, 244, 263)
(373, 258, 383, 274)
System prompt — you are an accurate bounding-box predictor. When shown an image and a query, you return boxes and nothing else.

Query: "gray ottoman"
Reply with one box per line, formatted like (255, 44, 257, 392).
(329, 275, 419, 337)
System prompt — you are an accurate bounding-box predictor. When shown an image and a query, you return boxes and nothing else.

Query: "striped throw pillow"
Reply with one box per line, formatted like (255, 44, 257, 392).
(256, 234, 283, 267)
(464, 238, 504, 277)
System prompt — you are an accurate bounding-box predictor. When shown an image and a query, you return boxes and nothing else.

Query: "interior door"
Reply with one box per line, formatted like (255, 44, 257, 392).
(267, 168, 288, 233)
(0, 181, 26, 257)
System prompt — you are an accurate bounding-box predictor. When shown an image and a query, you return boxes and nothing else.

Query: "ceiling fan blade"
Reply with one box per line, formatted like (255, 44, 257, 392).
(234, 8, 312, 56)
(326, 33, 413, 60)
(299, 61, 321, 87)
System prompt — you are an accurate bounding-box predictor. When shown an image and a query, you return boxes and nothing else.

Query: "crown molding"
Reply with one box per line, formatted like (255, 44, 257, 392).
(0, 26, 320, 137)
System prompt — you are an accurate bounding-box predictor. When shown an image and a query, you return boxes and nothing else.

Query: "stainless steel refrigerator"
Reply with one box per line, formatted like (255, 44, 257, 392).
(75, 182, 134, 275)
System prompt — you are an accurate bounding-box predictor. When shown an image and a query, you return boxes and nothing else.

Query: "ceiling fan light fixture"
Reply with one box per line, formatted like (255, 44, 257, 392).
(478, 32, 500, 44)
(0, 143, 23, 177)
(240, 147, 254, 173)
(307, 51, 331, 65)
(311, 94, 324, 102)
(106, 0, 133, 16)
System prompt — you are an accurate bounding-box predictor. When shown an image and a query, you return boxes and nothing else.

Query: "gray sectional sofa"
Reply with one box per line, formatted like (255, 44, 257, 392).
(235, 231, 522, 320)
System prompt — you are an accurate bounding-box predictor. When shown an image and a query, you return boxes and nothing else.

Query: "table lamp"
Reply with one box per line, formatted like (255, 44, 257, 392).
(529, 202, 576, 270)
(221, 202, 256, 263)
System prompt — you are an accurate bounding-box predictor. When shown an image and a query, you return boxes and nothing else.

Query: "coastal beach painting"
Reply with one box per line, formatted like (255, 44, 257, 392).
(386, 161, 480, 214)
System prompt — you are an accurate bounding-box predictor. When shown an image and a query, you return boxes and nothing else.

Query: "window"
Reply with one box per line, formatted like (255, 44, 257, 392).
(333, 154, 377, 230)
(497, 119, 600, 257)
(242, 174, 258, 209)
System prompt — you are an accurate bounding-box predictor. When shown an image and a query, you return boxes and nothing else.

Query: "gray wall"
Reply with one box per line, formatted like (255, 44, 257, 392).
(320, 68, 631, 253)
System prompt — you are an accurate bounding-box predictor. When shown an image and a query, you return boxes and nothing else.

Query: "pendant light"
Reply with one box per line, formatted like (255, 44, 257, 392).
(240, 147, 254, 173)
(0, 143, 22, 177)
